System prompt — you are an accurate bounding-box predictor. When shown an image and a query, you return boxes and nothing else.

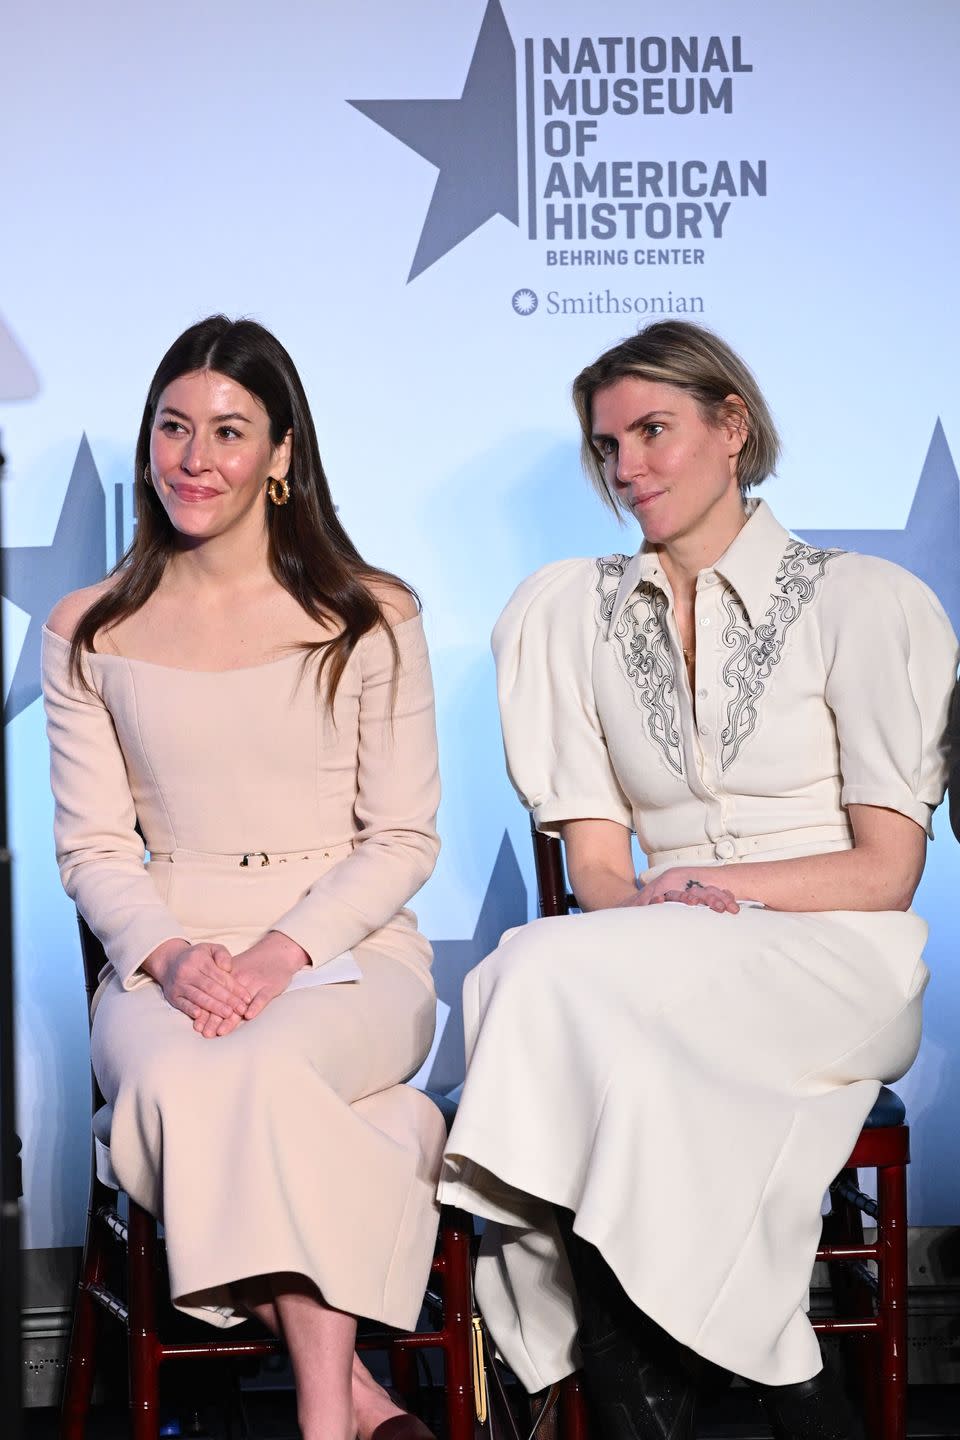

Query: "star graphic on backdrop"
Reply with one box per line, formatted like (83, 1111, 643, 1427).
(796, 420, 960, 633)
(349, 0, 518, 281)
(427, 829, 526, 1092)
(0, 309, 40, 401)
(2, 435, 107, 721)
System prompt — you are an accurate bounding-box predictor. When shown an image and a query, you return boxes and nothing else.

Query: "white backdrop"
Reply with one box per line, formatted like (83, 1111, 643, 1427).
(2, 0, 959, 1249)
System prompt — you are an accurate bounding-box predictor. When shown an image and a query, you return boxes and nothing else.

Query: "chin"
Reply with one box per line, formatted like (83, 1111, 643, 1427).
(635, 515, 675, 545)
(168, 514, 218, 540)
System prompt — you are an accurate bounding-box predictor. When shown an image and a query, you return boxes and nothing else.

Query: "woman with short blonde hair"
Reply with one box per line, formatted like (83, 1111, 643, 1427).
(441, 321, 957, 1439)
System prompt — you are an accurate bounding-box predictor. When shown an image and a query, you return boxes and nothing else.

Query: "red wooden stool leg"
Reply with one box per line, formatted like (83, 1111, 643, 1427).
(560, 1374, 589, 1440)
(60, 1180, 112, 1440)
(440, 1214, 475, 1440)
(824, 1170, 874, 1426)
(876, 1162, 908, 1440)
(127, 1200, 162, 1440)
(389, 1344, 420, 1411)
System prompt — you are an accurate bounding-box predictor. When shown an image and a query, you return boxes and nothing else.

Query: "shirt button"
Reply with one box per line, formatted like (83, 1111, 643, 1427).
(699, 616, 711, 627)
(697, 688, 708, 699)
(714, 837, 737, 860)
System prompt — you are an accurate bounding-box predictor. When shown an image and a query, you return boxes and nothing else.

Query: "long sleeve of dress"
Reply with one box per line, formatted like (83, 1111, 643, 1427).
(820, 555, 959, 836)
(272, 616, 441, 965)
(492, 559, 634, 836)
(42, 631, 188, 989)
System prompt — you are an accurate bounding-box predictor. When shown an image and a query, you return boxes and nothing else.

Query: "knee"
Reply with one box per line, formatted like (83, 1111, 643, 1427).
(475, 916, 573, 1004)
(120, 1045, 208, 1117)
(356, 1085, 448, 1182)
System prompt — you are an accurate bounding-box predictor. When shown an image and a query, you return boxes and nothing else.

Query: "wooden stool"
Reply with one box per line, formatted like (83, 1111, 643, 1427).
(61, 915, 477, 1440)
(532, 822, 911, 1440)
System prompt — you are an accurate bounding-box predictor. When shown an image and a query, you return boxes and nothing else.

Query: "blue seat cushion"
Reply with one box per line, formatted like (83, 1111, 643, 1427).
(863, 1086, 906, 1128)
(424, 1089, 460, 1135)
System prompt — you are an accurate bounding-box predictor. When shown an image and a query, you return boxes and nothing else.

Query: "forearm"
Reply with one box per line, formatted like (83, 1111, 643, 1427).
(686, 845, 919, 913)
(256, 930, 310, 973)
(274, 831, 438, 965)
(565, 861, 639, 911)
(141, 936, 191, 984)
(65, 861, 192, 988)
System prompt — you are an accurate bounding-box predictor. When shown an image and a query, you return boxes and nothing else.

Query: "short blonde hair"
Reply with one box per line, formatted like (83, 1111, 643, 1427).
(572, 321, 781, 514)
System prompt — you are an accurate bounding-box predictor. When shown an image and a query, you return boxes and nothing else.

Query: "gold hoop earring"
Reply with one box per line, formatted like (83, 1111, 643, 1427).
(267, 475, 291, 506)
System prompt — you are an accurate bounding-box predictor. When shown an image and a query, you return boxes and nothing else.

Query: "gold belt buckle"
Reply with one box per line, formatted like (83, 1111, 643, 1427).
(240, 852, 270, 868)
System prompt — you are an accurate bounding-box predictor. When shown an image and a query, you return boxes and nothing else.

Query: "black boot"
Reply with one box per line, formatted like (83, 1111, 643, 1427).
(752, 1369, 863, 1440)
(555, 1211, 698, 1440)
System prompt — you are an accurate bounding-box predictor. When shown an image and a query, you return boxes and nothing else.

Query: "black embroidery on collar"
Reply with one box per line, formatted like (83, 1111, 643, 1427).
(718, 540, 843, 770)
(596, 557, 684, 777)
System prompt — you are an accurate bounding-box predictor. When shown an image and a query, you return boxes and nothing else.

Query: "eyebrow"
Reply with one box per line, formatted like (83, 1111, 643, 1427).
(591, 409, 675, 442)
(159, 405, 253, 424)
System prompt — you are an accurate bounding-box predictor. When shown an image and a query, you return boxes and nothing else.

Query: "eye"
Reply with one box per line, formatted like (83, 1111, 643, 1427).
(595, 437, 617, 458)
(216, 425, 243, 440)
(643, 422, 665, 438)
(158, 419, 186, 435)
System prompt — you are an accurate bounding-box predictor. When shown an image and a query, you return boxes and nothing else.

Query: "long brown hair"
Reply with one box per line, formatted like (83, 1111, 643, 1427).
(70, 315, 414, 695)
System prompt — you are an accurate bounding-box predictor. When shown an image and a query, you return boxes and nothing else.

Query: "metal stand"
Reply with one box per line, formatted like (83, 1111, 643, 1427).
(0, 430, 22, 1434)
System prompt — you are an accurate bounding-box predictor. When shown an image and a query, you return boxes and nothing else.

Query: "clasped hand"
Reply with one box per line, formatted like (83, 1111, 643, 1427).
(631, 867, 739, 916)
(145, 933, 308, 1038)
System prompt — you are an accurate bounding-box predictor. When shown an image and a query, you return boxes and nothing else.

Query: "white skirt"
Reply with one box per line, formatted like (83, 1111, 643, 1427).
(437, 901, 928, 1388)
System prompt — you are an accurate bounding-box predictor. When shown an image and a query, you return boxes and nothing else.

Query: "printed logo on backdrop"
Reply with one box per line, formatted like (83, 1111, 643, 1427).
(2, 438, 109, 721)
(349, 0, 764, 317)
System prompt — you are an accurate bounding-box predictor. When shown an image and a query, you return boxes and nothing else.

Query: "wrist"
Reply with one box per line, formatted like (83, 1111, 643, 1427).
(684, 867, 723, 889)
(142, 937, 191, 983)
(264, 930, 310, 975)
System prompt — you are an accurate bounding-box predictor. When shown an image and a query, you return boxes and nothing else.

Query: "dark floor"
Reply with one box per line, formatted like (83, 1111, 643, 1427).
(24, 1384, 960, 1439)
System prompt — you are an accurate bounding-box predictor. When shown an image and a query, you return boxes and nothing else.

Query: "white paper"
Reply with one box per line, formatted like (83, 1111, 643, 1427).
(286, 950, 362, 989)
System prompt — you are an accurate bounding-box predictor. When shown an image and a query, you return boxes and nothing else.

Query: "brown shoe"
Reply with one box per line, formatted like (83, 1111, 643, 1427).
(369, 1416, 437, 1440)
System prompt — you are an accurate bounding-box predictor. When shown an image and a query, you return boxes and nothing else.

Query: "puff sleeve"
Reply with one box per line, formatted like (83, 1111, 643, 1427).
(946, 678, 960, 843)
(820, 555, 959, 836)
(42, 630, 187, 989)
(492, 560, 634, 836)
(271, 616, 441, 962)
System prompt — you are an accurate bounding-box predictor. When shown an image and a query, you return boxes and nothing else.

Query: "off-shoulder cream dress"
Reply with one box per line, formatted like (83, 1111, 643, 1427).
(439, 501, 959, 1388)
(43, 616, 446, 1330)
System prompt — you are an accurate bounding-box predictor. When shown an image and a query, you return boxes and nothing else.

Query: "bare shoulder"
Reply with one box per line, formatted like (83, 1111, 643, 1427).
(46, 580, 116, 641)
(367, 577, 421, 627)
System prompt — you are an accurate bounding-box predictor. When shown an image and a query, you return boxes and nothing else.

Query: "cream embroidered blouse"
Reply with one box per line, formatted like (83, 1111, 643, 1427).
(493, 500, 958, 873)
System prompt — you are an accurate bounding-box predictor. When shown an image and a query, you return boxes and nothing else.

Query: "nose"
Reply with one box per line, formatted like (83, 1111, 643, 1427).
(612, 435, 646, 489)
(181, 432, 212, 476)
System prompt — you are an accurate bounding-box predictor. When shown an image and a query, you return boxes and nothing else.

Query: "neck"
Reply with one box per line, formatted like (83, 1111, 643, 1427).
(166, 518, 272, 594)
(657, 490, 749, 606)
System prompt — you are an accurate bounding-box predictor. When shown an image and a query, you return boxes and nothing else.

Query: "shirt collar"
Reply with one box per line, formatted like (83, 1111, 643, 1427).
(606, 499, 791, 635)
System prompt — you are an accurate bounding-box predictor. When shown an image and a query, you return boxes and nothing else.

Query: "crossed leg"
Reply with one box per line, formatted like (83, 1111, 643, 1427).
(241, 1274, 410, 1440)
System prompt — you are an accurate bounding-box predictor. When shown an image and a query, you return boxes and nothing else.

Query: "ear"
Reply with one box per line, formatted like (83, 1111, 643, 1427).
(720, 394, 749, 454)
(272, 428, 293, 480)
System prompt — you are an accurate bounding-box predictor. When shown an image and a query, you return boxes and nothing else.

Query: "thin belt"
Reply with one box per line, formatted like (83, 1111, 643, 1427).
(148, 841, 354, 870)
(647, 823, 852, 868)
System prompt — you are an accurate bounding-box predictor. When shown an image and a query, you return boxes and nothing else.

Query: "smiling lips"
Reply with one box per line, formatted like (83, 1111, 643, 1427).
(171, 483, 220, 502)
(630, 488, 666, 509)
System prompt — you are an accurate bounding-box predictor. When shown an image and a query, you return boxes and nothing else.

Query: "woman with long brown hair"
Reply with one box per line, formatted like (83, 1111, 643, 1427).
(43, 316, 443, 1440)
